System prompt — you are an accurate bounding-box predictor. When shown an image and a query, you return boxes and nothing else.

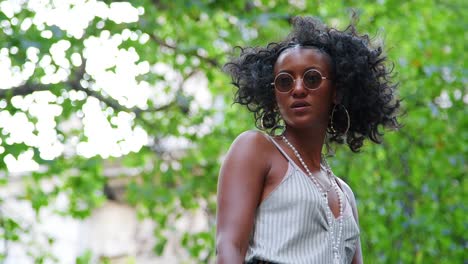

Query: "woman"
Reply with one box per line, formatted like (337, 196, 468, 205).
(216, 16, 400, 264)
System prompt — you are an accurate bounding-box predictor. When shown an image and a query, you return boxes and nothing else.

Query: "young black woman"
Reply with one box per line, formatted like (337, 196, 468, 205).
(217, 16, 400, 264)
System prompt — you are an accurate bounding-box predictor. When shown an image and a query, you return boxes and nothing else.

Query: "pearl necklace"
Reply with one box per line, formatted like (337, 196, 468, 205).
(281, 135, 343, 263)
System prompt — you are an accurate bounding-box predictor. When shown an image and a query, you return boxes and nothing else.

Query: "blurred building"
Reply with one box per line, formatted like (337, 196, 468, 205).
(1, 167, 209, 264)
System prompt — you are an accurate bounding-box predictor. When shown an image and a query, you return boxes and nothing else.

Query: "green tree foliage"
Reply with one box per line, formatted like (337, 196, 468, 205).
(0, 0, 465, 263)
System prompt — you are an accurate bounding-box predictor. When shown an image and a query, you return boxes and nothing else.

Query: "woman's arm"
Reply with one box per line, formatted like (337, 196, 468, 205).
(216, 131, 272, 264)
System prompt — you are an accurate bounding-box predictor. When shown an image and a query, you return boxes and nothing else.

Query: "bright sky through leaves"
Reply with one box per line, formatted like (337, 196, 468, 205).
(0, 0, 215, 172)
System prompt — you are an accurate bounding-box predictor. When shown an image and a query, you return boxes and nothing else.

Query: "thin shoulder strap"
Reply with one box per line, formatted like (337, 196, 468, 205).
(335, 177, 351, 203)
(267, 135, 296, 164)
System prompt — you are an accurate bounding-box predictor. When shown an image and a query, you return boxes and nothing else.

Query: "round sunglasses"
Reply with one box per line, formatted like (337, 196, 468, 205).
(271, 69, 330, 93)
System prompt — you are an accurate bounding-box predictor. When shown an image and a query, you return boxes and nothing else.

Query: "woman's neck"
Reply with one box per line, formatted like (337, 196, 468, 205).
(283, 125, 326, 169)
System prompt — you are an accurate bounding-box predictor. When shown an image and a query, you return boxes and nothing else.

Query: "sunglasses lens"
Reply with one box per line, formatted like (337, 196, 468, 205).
(275, 74, 294, 92)
(303, 70, 322, 90)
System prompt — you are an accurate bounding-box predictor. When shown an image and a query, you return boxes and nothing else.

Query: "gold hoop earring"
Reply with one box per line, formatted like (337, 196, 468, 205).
(260, 113, 268, 130)
(260, 110, 280, 131)
(330, 104, 350, 135)
(272, 109, 285, 136)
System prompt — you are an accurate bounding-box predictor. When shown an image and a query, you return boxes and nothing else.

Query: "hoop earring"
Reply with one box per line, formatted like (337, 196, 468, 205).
(260, 112, 271, 130)
(330, 104, 350, 135)
(260, 114, 266, 130)
(271, 109, 285, 136)
(260, 110, 281, 131)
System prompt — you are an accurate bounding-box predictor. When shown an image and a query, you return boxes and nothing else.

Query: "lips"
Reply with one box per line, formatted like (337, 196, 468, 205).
(290, 101, 311, 109)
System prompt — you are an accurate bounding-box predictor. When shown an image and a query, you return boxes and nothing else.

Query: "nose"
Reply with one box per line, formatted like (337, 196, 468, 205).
(291, 78, 307, 97)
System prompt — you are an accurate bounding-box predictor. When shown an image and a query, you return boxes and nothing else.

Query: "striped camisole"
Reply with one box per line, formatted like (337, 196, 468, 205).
(245, 137, 360, 264)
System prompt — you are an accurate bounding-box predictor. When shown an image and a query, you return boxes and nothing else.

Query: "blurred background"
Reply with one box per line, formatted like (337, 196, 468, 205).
(0, 0, 465, 263)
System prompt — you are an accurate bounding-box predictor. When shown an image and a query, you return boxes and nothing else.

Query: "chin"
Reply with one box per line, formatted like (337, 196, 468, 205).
(284, 115, 328, 130)
(286, 118, 318, 129)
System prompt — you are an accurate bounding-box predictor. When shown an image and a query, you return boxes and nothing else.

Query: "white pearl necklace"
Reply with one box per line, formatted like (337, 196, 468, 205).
(281, 135, 343, 263)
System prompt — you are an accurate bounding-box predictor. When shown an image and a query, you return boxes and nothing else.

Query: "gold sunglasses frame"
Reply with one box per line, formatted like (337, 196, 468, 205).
(271, 69, 330, 93)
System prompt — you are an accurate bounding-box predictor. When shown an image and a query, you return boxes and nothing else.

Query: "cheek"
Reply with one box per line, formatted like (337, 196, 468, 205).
(310, 88, 333, 105)
(306, 89, 335, 118)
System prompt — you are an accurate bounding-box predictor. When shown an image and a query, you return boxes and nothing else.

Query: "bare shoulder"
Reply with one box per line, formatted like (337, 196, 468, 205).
(232, 130, 273, 147)
(228, 130, 275, 158)
(221, 130, 275, 176)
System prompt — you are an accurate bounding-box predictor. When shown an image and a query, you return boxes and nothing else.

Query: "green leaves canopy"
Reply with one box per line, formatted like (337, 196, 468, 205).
(0, 0, 465, 263)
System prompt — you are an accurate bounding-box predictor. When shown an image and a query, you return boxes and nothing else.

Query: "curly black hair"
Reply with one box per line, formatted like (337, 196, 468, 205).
(224, 16, 401, 152)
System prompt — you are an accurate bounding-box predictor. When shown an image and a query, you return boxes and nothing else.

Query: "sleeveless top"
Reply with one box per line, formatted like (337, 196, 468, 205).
(245, 137, 360, 264)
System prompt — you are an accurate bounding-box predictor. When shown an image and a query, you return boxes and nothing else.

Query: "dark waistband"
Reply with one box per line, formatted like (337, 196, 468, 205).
(245, 258, 277, 264)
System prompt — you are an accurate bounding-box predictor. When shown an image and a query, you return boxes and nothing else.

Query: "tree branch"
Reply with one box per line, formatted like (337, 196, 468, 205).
(149, 33, 220, 68)
(0, 83, 50, 98)
(0, 62, 175, 116)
